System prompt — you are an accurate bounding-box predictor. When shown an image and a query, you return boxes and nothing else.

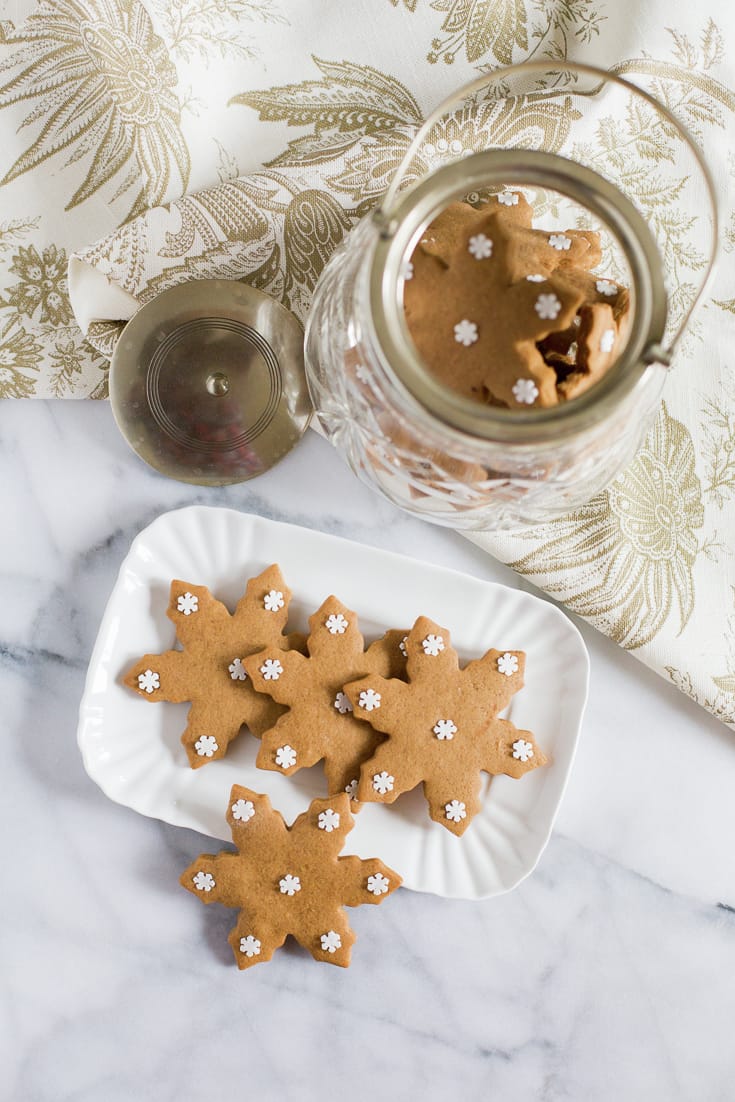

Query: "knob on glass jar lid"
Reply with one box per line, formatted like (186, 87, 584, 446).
(304, 62, 718, 530)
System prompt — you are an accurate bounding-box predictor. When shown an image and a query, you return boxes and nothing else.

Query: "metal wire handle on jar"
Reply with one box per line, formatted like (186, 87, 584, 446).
(373, 60, 719, 362)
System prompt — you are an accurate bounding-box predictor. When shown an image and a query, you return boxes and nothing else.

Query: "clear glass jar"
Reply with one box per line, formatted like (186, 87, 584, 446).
(305, 63, 717, 530)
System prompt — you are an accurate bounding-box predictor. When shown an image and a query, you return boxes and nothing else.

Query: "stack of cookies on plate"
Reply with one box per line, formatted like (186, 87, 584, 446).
(124, 564, 546, 970)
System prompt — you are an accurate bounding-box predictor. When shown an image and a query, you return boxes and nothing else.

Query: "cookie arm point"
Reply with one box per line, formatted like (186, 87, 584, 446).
(294, 907, 356, 969)
(483, 720, 548, 779)
(180, 852, 244, 909)
(355, 741, 423, 804)
(336, 856, 402, 907)
(122, 649, 192, 704)
(255, 710, 324, 775)
(241, 648, 309, 703)
(343, 675, 407, 733)
(228, 911, 287, 970)
(422, 775, 484, 837)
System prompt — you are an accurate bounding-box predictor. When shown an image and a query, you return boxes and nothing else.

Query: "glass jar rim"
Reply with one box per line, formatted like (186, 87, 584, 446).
(368, 148, 668, 446)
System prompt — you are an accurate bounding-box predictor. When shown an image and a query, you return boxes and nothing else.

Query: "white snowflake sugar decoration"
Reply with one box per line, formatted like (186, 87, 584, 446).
(454, 319, 479, 346)
(228, 658, 247, 681)
(526, 273, 545, 282)
(231, 798, 255, 822)
(137, 669, 159, 694)
(334, 691, 353, 714)
(399, 635, 408, 658)
(193, 871, 215, 892)
(318, 808, 340, 833)
(344, 779, 359, 800)
(548, 233, 572, 251)
(600, 328, 615, 353)
(239, 935, 261, 957)
(367, 873, 390, 896)
(445, 800, 467, 823)
(260, 657, 283, 680)
(325, 612, 349, 634)
(512, 739, 534, 762)
(596, 279, 617, 296)
(512, 378, 539, 405)
(263, 589, 284, 612)
(275, 744, 297, 769)
(433, 719, 457, 740)
(177, 592, 199, 616)
(497, 652, 519, 677)
(402, 260, 414, 281)
(194, 735, 218, 758)
(321, 930, 342, 953)
(498, 191, 519, 206)
(359, 688, 381, 711)
(372, 771, 395, 795)
(535, 293, 562, 321)
(422, 634, 445, 656)
(279, 874, 301, 896)
(468, 233, 493, 260)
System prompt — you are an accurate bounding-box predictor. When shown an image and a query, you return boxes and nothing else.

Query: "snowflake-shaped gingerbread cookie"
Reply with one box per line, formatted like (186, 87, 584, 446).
(123, 565, 304, 769)
(242, 598, 406, 797)
(344, 616, 546, 836)
(181, 786, 401, 970)
(403, 194, 625, 409)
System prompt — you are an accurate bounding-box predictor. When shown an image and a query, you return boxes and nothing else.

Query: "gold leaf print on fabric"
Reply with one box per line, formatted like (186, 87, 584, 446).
(0, 314, 42, 397)
(0, 216, 40, 257)
(0, 222, 108, 397)
(282, 188, 355, 315)
(234, 56, 578, 224)
(158, 179, 273, 259)
(470, 0, 527, 64)
(611, 25, 735, 141)
(145, 177, 280, 303)
(428, 0, 526, 65)
(568, 21, 735, 335)
(48, 333, 88, 396)
(0, 0, 190, 219)
(508, 402, 705, 649)
(426, 0, 604, 67)
(665, 667, 735, 727)
(601, 23, 734, 338)
(700, 383, 735, 508)
(86, 322, 122, 367)
(328, 94, 579, 218)
(231, 57, 423, 168)
(148, 0, 288, 63)
(4, 244, 71, 326)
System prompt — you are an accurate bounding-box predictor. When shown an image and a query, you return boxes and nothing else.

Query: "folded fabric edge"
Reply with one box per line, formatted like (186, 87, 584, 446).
(67, 256, 141, 336)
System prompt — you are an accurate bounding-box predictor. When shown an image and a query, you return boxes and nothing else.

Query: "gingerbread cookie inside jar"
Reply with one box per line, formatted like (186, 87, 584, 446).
(304, 62, 717, 530)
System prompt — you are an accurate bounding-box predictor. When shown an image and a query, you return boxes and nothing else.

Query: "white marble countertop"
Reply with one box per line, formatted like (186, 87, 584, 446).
(3, 398, 735, 1102)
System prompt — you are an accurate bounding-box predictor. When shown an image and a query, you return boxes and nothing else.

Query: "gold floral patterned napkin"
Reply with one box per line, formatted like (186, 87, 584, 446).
(1, 1, 733, 727)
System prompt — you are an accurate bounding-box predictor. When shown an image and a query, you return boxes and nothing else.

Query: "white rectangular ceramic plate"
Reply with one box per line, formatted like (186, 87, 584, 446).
(78, 505, 589, 899)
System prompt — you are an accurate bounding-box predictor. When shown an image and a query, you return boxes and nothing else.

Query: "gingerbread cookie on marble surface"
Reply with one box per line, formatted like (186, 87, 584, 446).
(344, 616, 547, 836)
(403, 193, 631, 409)
(181, 786, 401, 969)
(123, 564, 303, 768)
(242, 597, 406, 799)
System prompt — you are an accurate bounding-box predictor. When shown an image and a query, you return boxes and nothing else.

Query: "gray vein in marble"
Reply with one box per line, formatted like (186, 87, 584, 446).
(3, 400, 735, 1101)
